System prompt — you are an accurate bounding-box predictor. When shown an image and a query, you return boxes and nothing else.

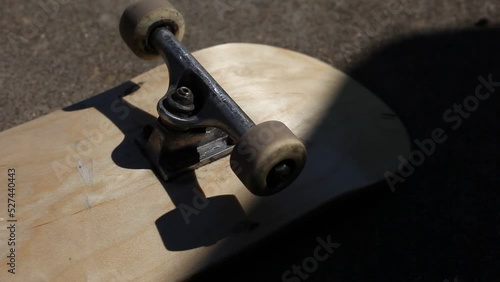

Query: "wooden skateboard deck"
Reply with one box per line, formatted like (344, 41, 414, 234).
(0, 43, 410, 281)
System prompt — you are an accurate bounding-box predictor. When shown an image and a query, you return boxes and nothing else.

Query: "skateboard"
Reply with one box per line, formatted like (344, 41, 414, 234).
(0, 0, 410, 281)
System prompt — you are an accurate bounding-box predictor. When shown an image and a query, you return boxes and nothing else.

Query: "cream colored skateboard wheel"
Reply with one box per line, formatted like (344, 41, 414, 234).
(119, 0, 185, 60)
(230, 121, 307, 196)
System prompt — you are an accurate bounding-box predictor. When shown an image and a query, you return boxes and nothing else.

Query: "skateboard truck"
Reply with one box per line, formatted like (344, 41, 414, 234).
(137, 26, 255, 183)
(120, 0, 307, 196)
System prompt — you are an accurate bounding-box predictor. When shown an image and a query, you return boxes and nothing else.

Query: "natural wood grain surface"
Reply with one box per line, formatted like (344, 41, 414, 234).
(0, 43, 409, 281)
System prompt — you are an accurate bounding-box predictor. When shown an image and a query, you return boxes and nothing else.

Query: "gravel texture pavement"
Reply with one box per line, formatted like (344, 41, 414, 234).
(2, 1, 500, 281)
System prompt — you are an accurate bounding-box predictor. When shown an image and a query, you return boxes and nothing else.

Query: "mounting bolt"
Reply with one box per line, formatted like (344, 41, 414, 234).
(165, 86, 195, 117)
(174, 86, 194, 105)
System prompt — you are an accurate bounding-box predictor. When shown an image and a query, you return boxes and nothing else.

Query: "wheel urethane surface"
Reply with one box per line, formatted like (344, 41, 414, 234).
(230, 121, 307, 196)
(120, 0, 185, 60)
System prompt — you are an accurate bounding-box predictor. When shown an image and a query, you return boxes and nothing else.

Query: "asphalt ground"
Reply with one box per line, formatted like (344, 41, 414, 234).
(2, 0, 496, 131)
(2, 0, 500, 281)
